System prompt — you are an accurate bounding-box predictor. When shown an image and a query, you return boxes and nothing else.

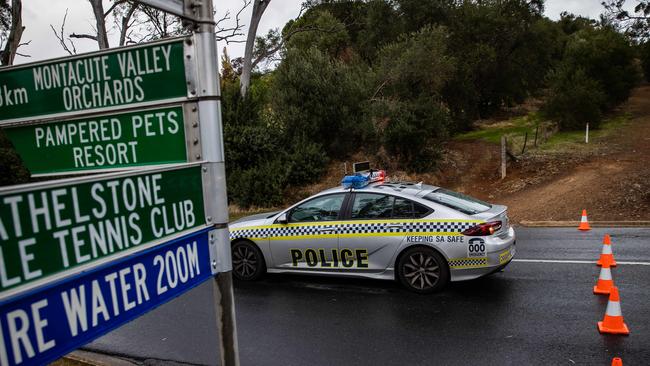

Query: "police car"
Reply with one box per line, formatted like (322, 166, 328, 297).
(229, 168, 516, 293)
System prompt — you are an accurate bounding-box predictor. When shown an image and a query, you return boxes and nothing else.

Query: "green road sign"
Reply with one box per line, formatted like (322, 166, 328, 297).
(4, 105, 197, 176)
(0, 164, 206, 298)
(0, 37, 191, 124)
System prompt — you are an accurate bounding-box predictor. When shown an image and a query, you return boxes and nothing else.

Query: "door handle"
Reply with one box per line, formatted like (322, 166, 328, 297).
(386, 224, 403, 229)
(318, 228, 336, 233)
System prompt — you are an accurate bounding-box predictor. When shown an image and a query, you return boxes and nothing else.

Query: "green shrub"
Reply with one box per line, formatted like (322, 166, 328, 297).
(561, 27, 640, 106)
(640, 41, 650, 82)
(374, 98, 450, 172)
(272, 47, 374, 158)
(371, 25, 453, 171)
(221, 60, 329, 208)
(542, 67, 606, 131)
(227, 159, 289, 208)
(0, 131, 30, 187)
(542, 27, 639, 131)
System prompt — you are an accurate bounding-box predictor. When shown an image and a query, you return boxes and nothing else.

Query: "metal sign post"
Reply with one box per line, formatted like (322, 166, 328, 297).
(190, 1, 239, 364)
(136, 1, 239, 365)
(0, 0, 238, 364)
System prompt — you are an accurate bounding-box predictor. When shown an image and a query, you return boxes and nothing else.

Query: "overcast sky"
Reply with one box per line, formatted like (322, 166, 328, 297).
(15, 0, 611, 65)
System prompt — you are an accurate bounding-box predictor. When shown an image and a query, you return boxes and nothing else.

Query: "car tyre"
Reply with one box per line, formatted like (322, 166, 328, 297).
(397, 247, 449, 294)
(232, 241, 266, 281)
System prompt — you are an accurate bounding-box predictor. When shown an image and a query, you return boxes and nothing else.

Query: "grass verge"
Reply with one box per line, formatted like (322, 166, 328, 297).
(455, 112, 630, 155)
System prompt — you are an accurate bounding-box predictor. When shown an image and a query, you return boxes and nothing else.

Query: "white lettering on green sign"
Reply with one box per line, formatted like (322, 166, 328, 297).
(0, 39, 188, 122)
(4, 106, 188, 175)
(30, 45, 172, 112)
(0, 166, 205, 295)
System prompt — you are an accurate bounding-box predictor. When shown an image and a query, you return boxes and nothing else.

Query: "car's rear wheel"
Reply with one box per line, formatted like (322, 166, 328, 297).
(397, 247, 449, 294)
(232, 241, 266, 281)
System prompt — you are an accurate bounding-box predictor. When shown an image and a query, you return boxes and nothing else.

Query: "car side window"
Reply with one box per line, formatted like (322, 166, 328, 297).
(351, 193, 394, 219)
(289, 194, 346, 222)
(392, 197, 414, 219)
(412, 202, 431, 218)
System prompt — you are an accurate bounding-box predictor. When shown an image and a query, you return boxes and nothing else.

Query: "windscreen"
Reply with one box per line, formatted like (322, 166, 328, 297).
(423, 188, 491, 215)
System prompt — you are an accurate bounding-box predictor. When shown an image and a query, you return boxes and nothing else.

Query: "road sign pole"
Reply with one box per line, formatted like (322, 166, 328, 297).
(190, 0, 240, 365)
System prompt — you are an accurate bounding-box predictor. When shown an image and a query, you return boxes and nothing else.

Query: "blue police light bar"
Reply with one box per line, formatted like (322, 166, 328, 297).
(341, 174, 369, 189)
(341, 170, 386, 189)
(0, 228, 215, 366)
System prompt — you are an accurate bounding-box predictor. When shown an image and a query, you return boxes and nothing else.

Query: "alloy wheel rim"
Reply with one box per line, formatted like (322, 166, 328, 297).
(233, 245, 258, 278)
(403, 252, 440, 290)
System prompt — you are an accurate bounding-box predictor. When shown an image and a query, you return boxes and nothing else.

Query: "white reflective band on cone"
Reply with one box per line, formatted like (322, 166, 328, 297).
(605, 300, 623, 317)
(600, 267, 612, 280)
(581, 216, 588, 222)
(602, 245, 613, 255)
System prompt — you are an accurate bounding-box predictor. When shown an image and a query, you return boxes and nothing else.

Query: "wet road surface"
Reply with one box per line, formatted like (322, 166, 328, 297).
(86, 228, 650, 365)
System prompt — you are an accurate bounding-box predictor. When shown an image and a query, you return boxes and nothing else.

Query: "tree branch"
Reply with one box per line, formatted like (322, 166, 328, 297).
(215, 0, 250, 43)
(50, 9, 77, 55)
(119, 2, 138, 46)
(240, 0, 269, 96)
(88, 0, 109, 49)
(70, 33, 98, 41)
(104, 0, 128, 18)
(1, 0, 26, 66)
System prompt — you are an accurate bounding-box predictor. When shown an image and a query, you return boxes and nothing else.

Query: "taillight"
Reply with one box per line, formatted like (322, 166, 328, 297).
(462, 221, 502, 236)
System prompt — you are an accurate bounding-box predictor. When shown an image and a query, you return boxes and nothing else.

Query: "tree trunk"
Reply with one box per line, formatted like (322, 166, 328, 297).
(240, 0, 270, 98)
(89, 0, 109, 49)
(1, 0, 24, 66)
(119, 3, 138, 46)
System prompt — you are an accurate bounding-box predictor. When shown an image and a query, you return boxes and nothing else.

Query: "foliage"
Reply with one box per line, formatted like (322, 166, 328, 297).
(0, 130, 30, 187)
(542, 26, 639, 131)
(215, 0, 643, 207)
(372, 25, 454, 171)
(560, 27, 639, 106)
(640, 41, 650, 80)
(444, 1, 562, 119)
(542, 67, 607, 130)
(602, 0, 650, 40)
(284, 10, 351, 59)
(272, 47, 374, 158)
(557, 12, 597, 35)
(0, 0, 10, 59)
(220, 55, 328, 208)
(0, 0, 9, 32)
(355, 0, 403, 62)
(373, 98, 450, 172)
(374, 25, 454, 100)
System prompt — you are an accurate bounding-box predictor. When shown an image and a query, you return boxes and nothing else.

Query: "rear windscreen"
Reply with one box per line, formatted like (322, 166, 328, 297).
(423, 188, 491, 215)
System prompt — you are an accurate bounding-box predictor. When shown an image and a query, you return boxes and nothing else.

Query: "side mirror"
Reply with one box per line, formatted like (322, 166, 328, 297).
(277, 212, 288, 224)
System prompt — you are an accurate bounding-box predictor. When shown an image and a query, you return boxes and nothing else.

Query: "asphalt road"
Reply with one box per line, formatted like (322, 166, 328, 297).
(85, 228, 650, 365)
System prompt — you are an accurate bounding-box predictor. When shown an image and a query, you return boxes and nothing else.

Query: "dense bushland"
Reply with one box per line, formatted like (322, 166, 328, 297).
(0, 1, 640, 209)
(222, 0, 640, 207)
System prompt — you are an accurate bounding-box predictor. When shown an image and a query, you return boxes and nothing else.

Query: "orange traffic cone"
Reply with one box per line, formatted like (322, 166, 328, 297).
(597, 286, 630, 335)
(578, 209, 591, 231)
(594, 262, 614, 295)
(611, 357, 623, 366)
(597, 234, 617, 267)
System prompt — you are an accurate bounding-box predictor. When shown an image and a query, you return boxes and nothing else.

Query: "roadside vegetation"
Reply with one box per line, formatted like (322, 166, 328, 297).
(220, 0, 643, 209)
(1, 0, 649, 211)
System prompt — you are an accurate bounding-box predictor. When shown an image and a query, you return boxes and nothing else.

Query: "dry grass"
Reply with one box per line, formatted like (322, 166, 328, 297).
(50, 358, 89, 366)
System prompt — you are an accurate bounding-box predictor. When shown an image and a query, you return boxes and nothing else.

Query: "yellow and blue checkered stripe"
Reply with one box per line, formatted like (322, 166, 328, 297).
(229, 219, 482, 241)
(448, 257, 488, 269)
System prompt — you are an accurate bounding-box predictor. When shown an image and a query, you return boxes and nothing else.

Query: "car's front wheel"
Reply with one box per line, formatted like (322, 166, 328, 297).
(232, 241, 266, 281)
(397, 247, 449, 293)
